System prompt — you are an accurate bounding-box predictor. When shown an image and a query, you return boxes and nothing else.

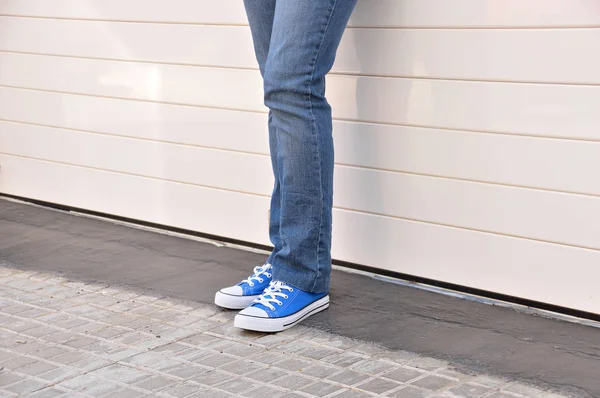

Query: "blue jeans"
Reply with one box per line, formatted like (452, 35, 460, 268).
(243, 0, 357, 293)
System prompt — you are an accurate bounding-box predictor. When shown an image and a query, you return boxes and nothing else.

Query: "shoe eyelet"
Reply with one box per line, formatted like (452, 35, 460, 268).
(248, 283, 254, 287)
(258, 278, 264, 283)
(283, 295, 288, 299)
(289, 288, 294, 292)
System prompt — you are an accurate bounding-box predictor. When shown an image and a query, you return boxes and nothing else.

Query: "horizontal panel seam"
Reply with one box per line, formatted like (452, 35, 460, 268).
(1, 14, 600, 29)
(2, 84, 600, 144)
(2, 118, 600, 198)
(2, 152, 600, 254)
(2, 50, 600, 86)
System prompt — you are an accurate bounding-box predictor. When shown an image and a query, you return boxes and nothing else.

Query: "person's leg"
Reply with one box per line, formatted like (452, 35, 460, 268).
(243, 0, 283, 265)
(266, 0, 357, 294)
(214, 1, 277, 310)
(235, 0, 357, 332)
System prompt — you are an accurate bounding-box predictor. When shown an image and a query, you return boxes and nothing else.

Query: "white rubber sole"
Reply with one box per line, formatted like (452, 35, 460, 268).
(233, 295, 330, 333)
(214, 291, 260, 310)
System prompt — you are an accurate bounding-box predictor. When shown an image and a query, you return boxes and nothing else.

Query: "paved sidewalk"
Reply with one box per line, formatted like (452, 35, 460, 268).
(0, 266, 566, 398)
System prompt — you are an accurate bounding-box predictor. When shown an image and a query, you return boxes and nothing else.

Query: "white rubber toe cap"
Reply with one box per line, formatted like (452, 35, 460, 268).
(238, 306, 269, 318)
(219, 285, 243, 296)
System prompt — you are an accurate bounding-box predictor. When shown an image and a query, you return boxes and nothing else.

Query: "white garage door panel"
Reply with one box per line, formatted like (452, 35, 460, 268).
(0, 154, 268, 243)
(327, 76, 600, 140)
(0, 17, 257, 71)
(0, 52, 263, 112)
(3, 17, 600, 84)
(0, 121, 274, 196)
(337, 28, 600, 84)
(2, 88, 600, 197)
(3, 121, 600, 250)
(1, 0, 598, 28)
(1, 52, 599, 140)
(335, 208, 600, 314)
(0, 87, 270, 155)
(335, 167, 600, 250)
(0, 0, 248, 25)
(334, 121, 600, 197)
(2, 154, 599, 314)
(352, 0, 600, 28)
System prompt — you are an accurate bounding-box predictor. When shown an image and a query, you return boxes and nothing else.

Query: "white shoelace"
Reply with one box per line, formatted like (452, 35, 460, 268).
(241, 263, 272, 287)
(253, 281, 294, 311)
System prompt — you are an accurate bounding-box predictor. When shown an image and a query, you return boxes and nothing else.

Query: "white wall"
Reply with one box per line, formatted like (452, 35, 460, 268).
(1, 0, 600, 313)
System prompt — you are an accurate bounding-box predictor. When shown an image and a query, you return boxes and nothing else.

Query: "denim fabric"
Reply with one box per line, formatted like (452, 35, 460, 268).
(243, 0, 357, 293)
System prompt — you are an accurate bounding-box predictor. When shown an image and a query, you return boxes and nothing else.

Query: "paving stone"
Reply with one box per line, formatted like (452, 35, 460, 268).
(69, 322, 106, 334)
(64, 336, 101, 349)
(246, 367, 288, 383)
(108, 388, 147, 398)
(50, 351, 88, 365)
(273, 374, 314, 390)
(163, 382, 202, 397)
(194, 353, 239, 368)
(68, 357, 113, 372)
(219, 341, 264, 358)
(485, 393, 524, 398)
(164, 364, 211, 379)
(4, 378, 49, 394)
(275, 358, 313, 373)
(0, 355, 37, 370)
(0, 371, 24, 387)
(92, 326, 129, 339)
(27, 387, 67, 398)
(220, 359, 265, 376)
(250, 351, 283, 365)
(412, 375, 456, 391)
(350, 360, 396, 375)
(382, 367, 425, 383)
(3, 319, 39, 333)
(243, 385, 286, 398)
(300, 381, 344, 396)
(355, 377, 401, 394)
(298, 346, 341, 361)
(13, 360, 58, 376)
(179, 333, 221, 347)
(151, 343, 190, 356)
(470, 375, 510, 389)
(22, 326, 60, 339)
(102, 347, 143, 362)
(192, 370, 234, 387)
(34, 346, 71, 360)
(301, 364, 340, 378)
(187, 388, 235, 397)
(327, 370, 370, 386)
(42, 331, 79, 344)
(448, 383, 493, 397)
(216, 378, 258, 394)
(503, 382, 545, 396)
(58, 373, 101, 390)
(91, 364, 151, 384)
(133, 375, 178, 391)
(322, 353, 366, 368)
(79, 379, 123, 396)
(7, 341, 50, 355)
(330, 389, 373, 398)
(407, 357, 448, 372)
(385, 385, 430, 398)
(37, 366, 81, 383)
(437, 368, 474, 381)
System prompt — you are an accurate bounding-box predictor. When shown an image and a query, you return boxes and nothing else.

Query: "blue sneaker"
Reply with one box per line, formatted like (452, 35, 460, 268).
(234, 281, 329, 332)
(214, 263, 272, 309)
